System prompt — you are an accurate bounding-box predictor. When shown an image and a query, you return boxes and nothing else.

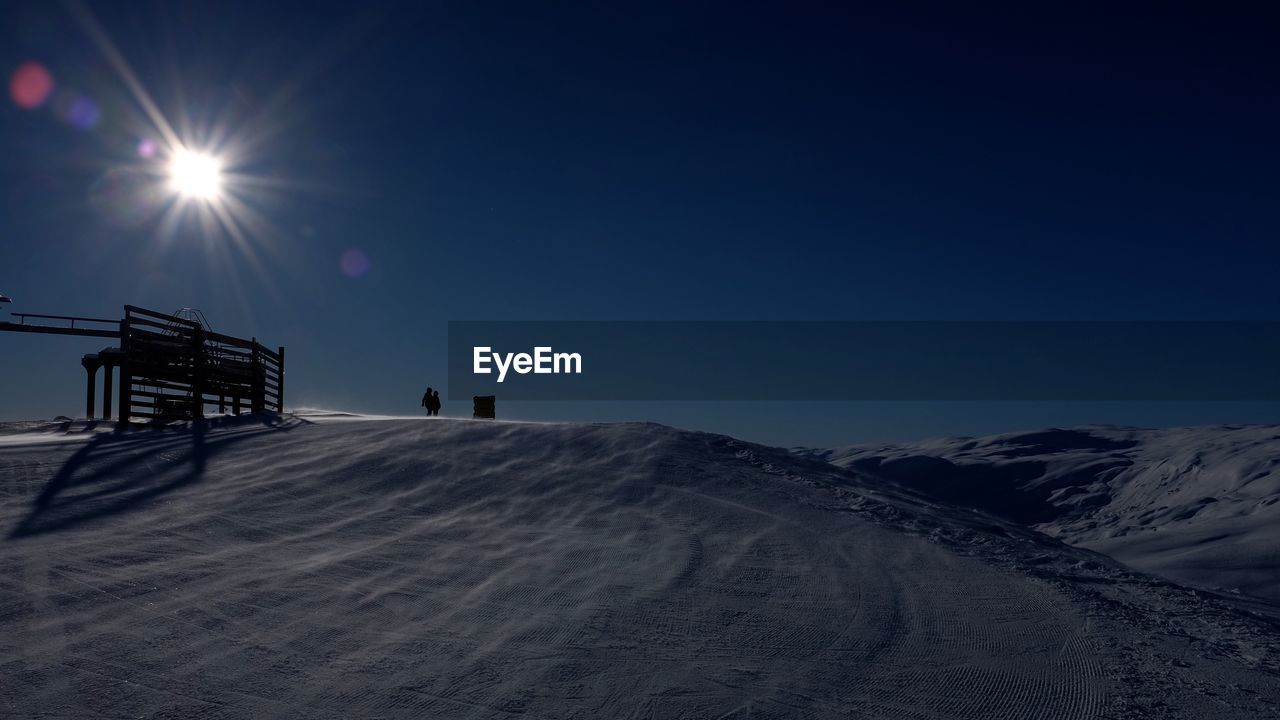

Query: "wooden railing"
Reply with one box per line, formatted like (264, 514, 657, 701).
(0, 313, 121, 339)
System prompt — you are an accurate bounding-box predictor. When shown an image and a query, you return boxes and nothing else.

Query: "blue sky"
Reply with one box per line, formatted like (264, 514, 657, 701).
(2, 2, 1279, 446)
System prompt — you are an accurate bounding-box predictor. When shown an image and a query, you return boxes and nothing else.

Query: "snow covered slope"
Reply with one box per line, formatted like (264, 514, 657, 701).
(0, 415, 1277, 718)
(811, 426, 1280, 603)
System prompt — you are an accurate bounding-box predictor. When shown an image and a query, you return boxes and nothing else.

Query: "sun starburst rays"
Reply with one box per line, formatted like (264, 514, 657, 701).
(56, 0, 351, 323)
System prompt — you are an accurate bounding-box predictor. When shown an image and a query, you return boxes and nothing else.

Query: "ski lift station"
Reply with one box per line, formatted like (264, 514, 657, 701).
(0, 304, 284, 422)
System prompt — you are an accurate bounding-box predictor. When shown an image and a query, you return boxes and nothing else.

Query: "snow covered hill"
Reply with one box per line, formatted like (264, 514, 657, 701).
(1, 415, 1277, 718)
(809, 425, 1280, 604)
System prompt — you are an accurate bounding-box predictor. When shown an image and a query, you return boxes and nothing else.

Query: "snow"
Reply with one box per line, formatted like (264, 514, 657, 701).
(0, 419, 115, 446)
(0, 415, 1277, 718)
(810, 425, 1280, 603)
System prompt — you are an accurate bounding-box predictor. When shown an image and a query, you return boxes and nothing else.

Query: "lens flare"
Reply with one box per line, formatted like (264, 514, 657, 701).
(66, 95, 101, 129)
(340, 248, 370, 278)
(168, 148, 223, 201)
(9, 61, 54, 109)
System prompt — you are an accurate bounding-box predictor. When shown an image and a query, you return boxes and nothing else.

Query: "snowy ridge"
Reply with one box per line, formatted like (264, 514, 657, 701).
(809, 425, 1280, 603)
(0, 415, 1276, 718)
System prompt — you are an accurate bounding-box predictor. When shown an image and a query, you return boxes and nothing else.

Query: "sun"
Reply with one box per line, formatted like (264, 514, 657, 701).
(167, 148, 223, 201)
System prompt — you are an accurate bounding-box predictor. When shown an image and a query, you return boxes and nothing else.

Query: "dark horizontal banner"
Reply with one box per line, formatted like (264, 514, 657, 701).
(447, 321, 1280, 401)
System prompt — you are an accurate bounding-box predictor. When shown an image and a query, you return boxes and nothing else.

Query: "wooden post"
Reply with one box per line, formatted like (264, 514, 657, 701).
(277, 346, 285, 412)
(117, 318, 131, 424)
(102, 364, 114, 419)
(191, 325, 205, 420)
(251, 339, 264, 414)
(81, 358, 99, 419)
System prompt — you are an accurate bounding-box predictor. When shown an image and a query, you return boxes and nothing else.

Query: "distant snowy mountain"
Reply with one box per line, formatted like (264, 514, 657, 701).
(808, 425, 1280, 602)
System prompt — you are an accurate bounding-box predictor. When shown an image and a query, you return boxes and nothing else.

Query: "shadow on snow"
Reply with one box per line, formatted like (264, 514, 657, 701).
(8, 413, 308, 540)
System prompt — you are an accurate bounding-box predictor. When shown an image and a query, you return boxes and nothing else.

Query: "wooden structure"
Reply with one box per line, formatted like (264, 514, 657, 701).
(0, 305, 284, 422)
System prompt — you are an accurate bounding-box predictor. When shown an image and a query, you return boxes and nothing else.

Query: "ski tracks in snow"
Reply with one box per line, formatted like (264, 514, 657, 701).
(0, 419, 1275, 718)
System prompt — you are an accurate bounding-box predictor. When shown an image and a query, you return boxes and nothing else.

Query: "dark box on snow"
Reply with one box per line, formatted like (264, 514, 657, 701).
(473, 395, 496, 419)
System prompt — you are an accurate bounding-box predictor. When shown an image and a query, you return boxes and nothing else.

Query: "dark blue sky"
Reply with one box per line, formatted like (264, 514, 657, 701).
(3, 2, 1279, 445)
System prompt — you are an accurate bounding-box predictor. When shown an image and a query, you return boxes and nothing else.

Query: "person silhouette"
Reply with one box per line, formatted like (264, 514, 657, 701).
(431, 389, 442, 416)
(422, 387, 434, 415)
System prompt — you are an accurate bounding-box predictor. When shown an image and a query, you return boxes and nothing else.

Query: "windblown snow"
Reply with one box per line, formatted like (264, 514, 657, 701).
(811, 425, 1280, 604)
(0, 415, 1277, 718)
